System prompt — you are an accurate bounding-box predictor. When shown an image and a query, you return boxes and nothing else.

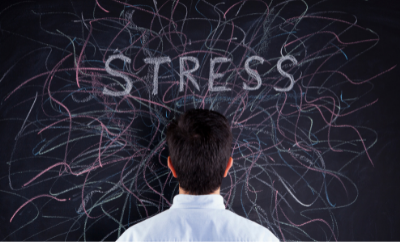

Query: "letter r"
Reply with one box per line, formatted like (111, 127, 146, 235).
(179, 56, 200, 92)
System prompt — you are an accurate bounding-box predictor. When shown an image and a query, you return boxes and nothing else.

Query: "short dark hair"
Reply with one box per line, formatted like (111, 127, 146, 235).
(166, 109, 232, 195)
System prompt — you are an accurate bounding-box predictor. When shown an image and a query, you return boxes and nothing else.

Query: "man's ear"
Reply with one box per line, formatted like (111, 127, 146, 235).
(223, 157, 233, 177)
(167, 156, 178, 178)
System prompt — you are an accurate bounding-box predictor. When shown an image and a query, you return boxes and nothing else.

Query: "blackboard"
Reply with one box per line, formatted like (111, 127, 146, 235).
(1, 0, 399, 240)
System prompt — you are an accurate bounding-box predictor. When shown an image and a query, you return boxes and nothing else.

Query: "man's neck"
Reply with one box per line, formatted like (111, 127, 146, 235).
(179, 186, 220, 195)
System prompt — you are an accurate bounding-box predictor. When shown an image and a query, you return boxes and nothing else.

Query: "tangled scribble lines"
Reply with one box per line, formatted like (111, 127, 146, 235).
(0, 0, 395, 241)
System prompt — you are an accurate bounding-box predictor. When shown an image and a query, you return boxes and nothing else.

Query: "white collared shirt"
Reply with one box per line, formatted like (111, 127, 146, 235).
(116, 194, 279, 242)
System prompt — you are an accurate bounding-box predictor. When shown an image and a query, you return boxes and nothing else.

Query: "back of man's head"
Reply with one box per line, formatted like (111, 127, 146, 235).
(166, 109, 232, 195)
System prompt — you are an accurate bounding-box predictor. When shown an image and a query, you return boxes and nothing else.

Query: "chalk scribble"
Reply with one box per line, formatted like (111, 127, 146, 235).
(0, 0, 395, 241)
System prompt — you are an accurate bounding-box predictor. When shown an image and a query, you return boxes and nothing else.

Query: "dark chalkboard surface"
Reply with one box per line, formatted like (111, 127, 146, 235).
(1, 0, 399, 241)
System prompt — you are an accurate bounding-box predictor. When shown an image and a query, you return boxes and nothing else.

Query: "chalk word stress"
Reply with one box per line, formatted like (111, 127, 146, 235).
(103, 54, 298, 96)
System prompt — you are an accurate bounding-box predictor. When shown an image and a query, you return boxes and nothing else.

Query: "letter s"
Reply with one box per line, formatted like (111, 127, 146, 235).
(274, 55, 297, 92)
(103, 54, 133, 96)
(243, 56, 264, 91)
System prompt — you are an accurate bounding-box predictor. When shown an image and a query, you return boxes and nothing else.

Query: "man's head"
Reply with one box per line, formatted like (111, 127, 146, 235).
(166, 109, 233, 195)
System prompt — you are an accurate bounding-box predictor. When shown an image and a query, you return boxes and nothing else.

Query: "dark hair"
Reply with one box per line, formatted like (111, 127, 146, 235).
(166, 109, 232, 195)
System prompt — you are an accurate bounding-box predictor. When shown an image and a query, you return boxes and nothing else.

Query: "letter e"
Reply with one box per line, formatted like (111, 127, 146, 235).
(209, 57, 232, 92)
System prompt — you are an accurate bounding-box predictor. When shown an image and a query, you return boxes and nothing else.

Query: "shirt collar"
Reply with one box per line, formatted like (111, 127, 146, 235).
(170, 194, 226, 210)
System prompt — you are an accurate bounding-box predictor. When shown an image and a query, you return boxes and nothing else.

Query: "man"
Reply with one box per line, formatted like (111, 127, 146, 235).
(117, 109, 279, 241)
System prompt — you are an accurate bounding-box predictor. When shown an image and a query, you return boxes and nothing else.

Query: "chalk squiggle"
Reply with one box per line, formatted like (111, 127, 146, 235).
(0, 0, 394, 241)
